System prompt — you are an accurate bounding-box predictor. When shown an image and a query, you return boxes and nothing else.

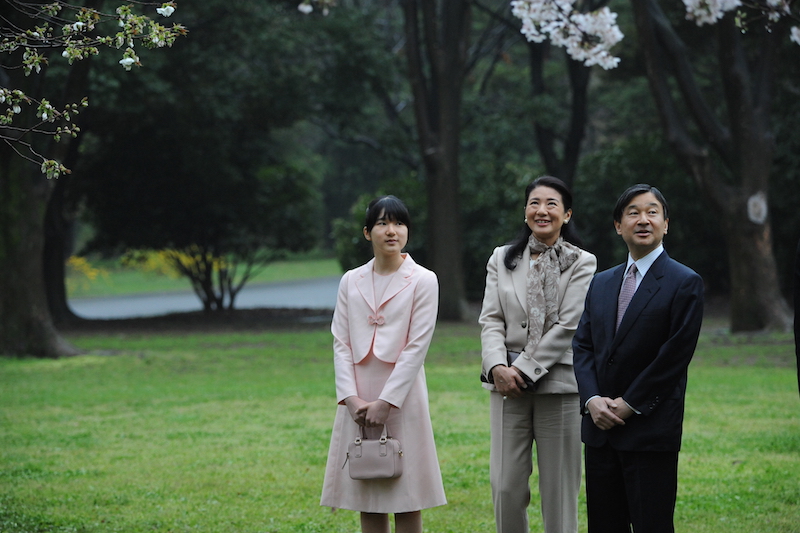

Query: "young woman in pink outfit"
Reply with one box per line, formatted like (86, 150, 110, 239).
(321, 196, 446, 533)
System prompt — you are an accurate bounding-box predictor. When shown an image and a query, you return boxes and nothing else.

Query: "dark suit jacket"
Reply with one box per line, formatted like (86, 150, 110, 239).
(572, 251, 704, 452)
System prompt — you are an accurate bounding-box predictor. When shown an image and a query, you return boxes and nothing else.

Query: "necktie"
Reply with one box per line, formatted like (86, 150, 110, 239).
(616, 264, 638, 331)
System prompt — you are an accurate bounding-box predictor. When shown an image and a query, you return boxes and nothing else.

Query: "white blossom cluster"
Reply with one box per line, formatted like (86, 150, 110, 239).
(682, 0, 742, 25)
(297, 0, 337, 16)
(511, 0, 798, 70)
(683, 0, 798, 45)
(682, 0, 792, 25)
(157, 5, 176, 17)
(764, 0, 792, 21)
(510, 0, 624, 70)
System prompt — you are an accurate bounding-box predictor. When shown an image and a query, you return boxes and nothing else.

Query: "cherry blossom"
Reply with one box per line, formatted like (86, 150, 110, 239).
(512, 0, 799, 69)
(119, 57, 137, 70)
(511, 0, 623, 69)
(297, 0, 336, 16)
(682, 0, 742, 25)
(157, 4, 176, 17)
(1, 2, 187, 177)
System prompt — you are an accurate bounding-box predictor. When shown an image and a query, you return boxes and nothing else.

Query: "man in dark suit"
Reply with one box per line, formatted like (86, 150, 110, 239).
(572, 184, 704, 533)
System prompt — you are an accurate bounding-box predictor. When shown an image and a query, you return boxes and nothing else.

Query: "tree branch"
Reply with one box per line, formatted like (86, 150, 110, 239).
(402, 0, 435, 152)
(561, 55, 590, 185)
(527, 40, 559, 176)
(633, 0, 730, 201)
(645, 0, 735, 166)
(311, 117, 420, 170)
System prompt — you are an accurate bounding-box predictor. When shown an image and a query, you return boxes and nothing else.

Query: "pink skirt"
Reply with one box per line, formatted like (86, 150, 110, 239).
(320, 352, 447, 513)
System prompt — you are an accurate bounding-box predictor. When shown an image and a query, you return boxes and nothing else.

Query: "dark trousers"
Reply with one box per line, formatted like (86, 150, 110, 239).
(585, 443, 679, 533)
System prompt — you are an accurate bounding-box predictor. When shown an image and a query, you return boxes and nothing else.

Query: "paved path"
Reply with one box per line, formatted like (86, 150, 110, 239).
(69, 276, 342, 319)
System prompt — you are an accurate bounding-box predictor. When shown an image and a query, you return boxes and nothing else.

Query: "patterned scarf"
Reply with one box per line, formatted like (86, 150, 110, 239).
(524, 235, 581, 359)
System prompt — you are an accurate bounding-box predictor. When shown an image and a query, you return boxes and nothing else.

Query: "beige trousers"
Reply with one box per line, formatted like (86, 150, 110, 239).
(490, 392, 581, 533)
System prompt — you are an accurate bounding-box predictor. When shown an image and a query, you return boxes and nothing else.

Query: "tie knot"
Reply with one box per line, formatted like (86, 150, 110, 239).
(627, 264, 638, 278)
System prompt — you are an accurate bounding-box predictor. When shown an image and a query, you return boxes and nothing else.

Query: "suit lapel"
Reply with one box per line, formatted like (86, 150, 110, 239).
(612, 252, 668, 345)
(378, 254, 414, 308)
(354, 259, 377, 313)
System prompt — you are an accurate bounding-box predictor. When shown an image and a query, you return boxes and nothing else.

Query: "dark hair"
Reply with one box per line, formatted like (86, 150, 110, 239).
(503, 176, 583, 270)
(364, 195, 411, 233)
(612, 184, 669, 223)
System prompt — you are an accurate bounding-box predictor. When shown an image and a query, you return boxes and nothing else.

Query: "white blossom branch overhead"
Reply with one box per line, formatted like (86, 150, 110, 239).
(510, 0, 799, 70)
(511, 0, 624, 69)
(1, 1, 188, 178)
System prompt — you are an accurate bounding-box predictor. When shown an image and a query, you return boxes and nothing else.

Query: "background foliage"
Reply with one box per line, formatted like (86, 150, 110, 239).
(322, 1, 798, 304)
(43, 0, 799, 307)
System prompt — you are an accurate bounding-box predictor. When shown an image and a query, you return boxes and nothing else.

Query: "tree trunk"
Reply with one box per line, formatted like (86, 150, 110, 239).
(44, 170, 79, 324)
(424, 138, 466, 320)
(43, 36, 97, 326)
(0, 144, 79, 357)
(717, 193, 790, 331)
(0, 35, 81, 356)
(402, 0, 471, 320)
(632, 0, 791, 331)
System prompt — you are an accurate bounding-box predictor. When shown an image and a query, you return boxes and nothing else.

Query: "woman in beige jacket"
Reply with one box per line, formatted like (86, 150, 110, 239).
(479, 176, 596, 533)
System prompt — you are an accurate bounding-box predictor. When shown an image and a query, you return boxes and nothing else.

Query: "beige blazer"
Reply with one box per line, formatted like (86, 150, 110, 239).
(479, 244, 596, 394)
(331, 254, 439, 409)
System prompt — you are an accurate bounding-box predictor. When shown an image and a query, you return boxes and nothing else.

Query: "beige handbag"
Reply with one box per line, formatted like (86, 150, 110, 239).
(345, 425, 403, 480)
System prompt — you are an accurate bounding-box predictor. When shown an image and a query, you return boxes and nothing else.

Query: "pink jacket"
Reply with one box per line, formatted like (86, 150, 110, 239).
(331, 254, 439, 409)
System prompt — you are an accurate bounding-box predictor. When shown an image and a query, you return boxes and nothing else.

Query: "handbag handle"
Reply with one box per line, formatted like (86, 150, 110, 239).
(354, 424, 391, 444)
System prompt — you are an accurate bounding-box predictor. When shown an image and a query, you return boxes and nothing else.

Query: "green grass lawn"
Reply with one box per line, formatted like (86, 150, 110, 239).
(67, 257, 343, 299)
(1, 321, 798, 532)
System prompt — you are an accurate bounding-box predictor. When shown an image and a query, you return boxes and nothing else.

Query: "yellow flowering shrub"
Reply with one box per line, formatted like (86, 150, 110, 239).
(65, 256, 108, 292)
